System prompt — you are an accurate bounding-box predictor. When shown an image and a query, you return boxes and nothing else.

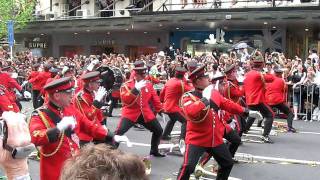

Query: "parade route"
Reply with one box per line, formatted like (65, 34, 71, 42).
(8, 101, 315, 180)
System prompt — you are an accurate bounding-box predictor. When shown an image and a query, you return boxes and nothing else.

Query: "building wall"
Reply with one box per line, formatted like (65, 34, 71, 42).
(51, 31, 169, 57)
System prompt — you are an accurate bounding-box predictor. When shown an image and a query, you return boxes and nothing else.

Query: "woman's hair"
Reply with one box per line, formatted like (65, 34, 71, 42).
(60, 144, 149, 180)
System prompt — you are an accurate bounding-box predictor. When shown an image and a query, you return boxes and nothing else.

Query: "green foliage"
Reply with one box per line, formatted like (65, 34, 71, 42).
(0, 0, 36, 39)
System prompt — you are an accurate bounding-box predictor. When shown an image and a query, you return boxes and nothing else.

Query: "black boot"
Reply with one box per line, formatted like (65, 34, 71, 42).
(150, 151, 166, 157)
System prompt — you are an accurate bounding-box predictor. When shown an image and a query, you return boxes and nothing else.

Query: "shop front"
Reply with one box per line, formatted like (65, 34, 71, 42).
(169, 29, 286, 56)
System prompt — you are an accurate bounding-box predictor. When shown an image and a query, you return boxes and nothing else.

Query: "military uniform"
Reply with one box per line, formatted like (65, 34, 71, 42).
(243, 52, 275, 141)
(177, 66, 246, 180)
(160, 67, 193, 140)
(29, 77, 114, 180)
(115, 61, 164, 157)
(266, 68, 296, 132)
(73, 71, 106, 144)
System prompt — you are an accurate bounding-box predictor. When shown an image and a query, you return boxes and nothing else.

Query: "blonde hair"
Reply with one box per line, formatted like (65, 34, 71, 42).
(60, 144, 148, 180)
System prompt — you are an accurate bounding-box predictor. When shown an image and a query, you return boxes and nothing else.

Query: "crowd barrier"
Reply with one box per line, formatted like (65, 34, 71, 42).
(286, 84, 320, 121)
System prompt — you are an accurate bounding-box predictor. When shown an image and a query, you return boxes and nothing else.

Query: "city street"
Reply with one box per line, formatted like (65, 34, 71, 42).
(3, 101, 317, 180)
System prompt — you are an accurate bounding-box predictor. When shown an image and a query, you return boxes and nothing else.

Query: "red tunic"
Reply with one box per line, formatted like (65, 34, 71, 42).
(181, 90, 244, 147)
(243, 70, 274, 105)
(29, 103, 110, 180)
(73, 89, 105, 141)
(120, 80, 163, 122)
(28, 71, 41, 90)
(160, 77, 193, 113)
(29, 71, 52, 92)
(265, 76, 287, 105)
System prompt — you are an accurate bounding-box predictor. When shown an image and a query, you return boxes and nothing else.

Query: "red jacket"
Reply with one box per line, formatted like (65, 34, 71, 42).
(28, 71, 40, 90)
(243, 70, 274, 105)
(29, 102, 111, 180)
(181, 90, 244, 147)
(120, 80, 163, 123)
(160, 77, 193, 113)
(29, 71, 52, 92)
(73, 89, 105, 141)
(265, 76, 286, 105)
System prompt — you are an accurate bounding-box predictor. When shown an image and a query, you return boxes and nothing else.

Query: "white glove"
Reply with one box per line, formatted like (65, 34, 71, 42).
(229, 119, 237, 130)
(57, 116, 76, 131)
(202, 85, 213, 100)
(114, 135, 132, 147)
(94, 86, 107, 102)
(135, 80, 146, 91)
(87, 59, 100, 71)
(248, 110, 263, 120)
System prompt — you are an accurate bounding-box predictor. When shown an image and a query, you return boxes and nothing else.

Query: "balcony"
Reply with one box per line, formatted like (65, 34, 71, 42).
(32, 0, 319, 21)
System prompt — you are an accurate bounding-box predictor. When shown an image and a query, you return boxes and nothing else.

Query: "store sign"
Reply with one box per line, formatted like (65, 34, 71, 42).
(25, 41, 48, 49)
(190, 39, 201, 43)
(94, 39, 115, 46)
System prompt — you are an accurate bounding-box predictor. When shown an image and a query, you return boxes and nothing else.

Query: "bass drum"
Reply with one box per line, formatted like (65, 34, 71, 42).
(97, 65, 124, 91)
(111, 67, 124, 90)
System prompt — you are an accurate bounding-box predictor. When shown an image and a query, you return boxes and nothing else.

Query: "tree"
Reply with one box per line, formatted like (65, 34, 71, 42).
(0, 0, 36, 39)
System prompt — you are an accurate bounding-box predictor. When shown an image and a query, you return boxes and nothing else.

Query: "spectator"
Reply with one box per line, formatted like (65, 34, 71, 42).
(60, 144, 149, 180)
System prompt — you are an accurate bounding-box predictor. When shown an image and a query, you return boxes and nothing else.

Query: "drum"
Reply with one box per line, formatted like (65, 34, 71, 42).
(98, 65, 124, 93)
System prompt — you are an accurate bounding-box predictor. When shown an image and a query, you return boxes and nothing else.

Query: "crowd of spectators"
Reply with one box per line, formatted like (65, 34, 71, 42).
(0, 45, 319, 120)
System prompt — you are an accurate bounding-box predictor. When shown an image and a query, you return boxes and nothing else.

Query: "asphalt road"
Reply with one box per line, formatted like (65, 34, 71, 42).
(2, 101, 320, 180)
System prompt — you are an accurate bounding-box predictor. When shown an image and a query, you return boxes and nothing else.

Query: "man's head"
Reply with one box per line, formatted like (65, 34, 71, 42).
(133, 61, 147, 81)
(61, 144, 148, 180)
(189, 65, 209, 90)
(251, 50, 265, 70)
(44, 77, 75, 108)
(81, 71, 102, 92)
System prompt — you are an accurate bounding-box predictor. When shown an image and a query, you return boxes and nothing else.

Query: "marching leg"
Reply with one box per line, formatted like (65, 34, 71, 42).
(114, 117, 135, 147)
(211, 144, 234, 180)
(177, 144, 207, 180)
(224, 130, 241, 158)
(162, 113, 177, 140)
(143, 118, 165, 157)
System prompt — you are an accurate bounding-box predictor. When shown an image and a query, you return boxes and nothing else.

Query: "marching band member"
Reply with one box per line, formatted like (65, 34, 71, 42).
(115, 61, 165, 157)
(177, 65, 261, 180)
(160, 67, 193, 141)
(29, 77, 122, 180)
(266, 68, 297, 132)
(73, 71, 108, 146)
(243, 51, 275, 143)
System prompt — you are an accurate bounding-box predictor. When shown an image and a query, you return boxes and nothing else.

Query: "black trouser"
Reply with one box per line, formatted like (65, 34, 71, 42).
(162, 112, 186, 140)
(115, 115, 163, 154)
(271, 103, 294, 129)
(244, 103, 274, 137)
(237, 115, 246, 137)
(32, 90, 40, 109)
(108, 96, 119, 116)
(199, 129, 241, 166)
(224, 129, 241, 157)
(177, 144, 233, 180)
